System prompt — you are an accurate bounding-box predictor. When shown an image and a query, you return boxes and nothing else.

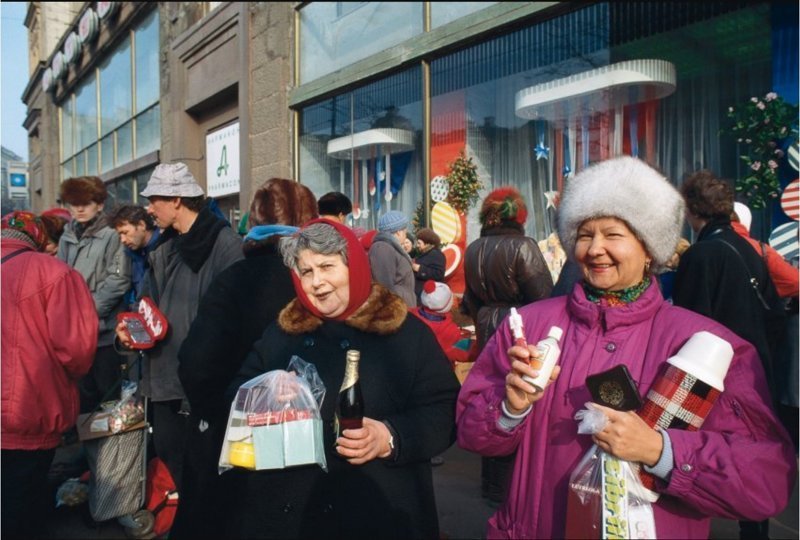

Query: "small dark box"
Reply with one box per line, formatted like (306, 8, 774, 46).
(585, 364, 643, 411)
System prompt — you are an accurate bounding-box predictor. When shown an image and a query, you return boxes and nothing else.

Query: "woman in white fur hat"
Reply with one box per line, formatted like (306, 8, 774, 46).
(456, 156, 795, 539)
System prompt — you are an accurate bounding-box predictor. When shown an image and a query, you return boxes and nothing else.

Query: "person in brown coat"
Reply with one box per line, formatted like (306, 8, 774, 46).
(461, 186, 553, 506)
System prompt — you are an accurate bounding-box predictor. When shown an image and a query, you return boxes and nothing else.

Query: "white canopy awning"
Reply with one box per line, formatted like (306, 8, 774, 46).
(515, 59, 676, 127)
(327, 128, 415, 160)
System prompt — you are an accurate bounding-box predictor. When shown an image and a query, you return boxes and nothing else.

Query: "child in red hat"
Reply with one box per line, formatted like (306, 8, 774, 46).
(411, 280, 469, 366)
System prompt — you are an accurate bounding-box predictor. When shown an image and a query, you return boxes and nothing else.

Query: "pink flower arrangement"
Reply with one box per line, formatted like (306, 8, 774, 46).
(724, 91, 799, 209)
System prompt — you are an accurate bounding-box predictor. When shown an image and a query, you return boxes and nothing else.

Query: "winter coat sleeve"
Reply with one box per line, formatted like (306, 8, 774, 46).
(383, 321, 460, 465)
(415, 250, 445, 283)
(369, 242, 399, 290)
(658, 339, 796, 521)
(93, 233, 131, 318)
(49, 268, 99, 380)
(456, 317, 528, 456)
(179, 268, 245, 420)
(516, 240, 554, 303)
(763, 244, 799, 298)
(672, 246, 716, 318)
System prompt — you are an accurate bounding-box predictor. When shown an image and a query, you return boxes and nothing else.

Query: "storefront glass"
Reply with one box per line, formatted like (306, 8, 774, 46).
(430, 2, 497, 28)
(295, 1, 791, 290)
(58, 8, 160, 183)
(299, 2, 423, 84)
(428, 2, 777, 243)
(299, 67, 423, 230)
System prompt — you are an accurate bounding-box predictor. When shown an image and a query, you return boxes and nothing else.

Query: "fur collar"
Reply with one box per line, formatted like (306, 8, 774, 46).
(278, 283, 407, 335)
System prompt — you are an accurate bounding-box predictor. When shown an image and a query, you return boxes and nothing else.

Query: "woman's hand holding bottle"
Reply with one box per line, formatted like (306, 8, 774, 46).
(505, 345, 561, 414)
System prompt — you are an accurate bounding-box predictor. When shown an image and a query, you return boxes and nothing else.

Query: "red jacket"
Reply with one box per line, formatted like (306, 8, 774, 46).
(1, 238, 98, 450)
(731, 221, 799, 298)
(410, 307, 470, 365)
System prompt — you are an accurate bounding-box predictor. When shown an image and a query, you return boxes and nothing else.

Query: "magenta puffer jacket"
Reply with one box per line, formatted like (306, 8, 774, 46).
(457, 281, 796, 539)
(2, 238, 98, 450)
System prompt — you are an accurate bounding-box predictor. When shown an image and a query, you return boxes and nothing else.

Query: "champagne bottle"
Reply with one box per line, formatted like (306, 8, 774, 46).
(335, 350, 364, 438)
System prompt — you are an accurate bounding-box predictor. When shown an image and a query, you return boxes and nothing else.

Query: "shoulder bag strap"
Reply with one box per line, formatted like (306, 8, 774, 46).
(714, 238, 771, 310)
(1, 248, 28, 264)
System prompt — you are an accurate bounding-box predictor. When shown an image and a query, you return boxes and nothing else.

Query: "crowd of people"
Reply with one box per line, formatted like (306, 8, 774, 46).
(1, 155, 797, 539)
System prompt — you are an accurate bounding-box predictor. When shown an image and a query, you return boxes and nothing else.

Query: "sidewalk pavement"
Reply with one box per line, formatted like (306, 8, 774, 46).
(42, 441, 798, 539)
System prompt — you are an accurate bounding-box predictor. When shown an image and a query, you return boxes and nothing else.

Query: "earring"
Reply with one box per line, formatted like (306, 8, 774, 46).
(644, 260, 651, 274)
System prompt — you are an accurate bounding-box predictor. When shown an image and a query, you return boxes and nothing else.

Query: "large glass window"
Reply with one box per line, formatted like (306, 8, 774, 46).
(61, 96, 74, 159)
(99, 36, 132, 136)
(75, 72, 98, 152)
(58, 8, 160, 183)
(299, 68, 423, 230)
(427, 2, 774, 243)
(430, 2, 497, 28)
(135, 10, 160, 112)
(299, 2, 423, 84)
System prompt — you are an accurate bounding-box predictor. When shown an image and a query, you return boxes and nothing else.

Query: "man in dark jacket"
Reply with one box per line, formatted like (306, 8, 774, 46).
(673, 170, 784, 540)
(116, 163, 243, 500)
(412, 227, 446, 300)
(171, 178, 317, 539)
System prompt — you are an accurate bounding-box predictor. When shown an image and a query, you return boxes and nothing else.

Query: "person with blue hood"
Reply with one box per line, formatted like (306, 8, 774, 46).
(172, 178, 318, 539)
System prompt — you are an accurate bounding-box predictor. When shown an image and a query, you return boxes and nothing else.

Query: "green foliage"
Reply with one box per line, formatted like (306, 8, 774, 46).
(446, 151, 483, 214)
(723, 92, 798, 209)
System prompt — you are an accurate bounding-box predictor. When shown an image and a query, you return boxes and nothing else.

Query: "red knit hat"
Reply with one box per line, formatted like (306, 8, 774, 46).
(289, 218, 372, 321)
(479, 187, 528, 228)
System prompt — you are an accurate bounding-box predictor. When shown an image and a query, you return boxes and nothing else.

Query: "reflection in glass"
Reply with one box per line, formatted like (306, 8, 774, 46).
(299, 2, 422, 84)
(101, 134, 114, 173)
(75, 151, 86, 176)
(87, 143, 98, 175)
(75, 73, 98, 151)
(115, 177, 135, 204)
(430, 2, 497, 28)
(300, 68, 423, 230)
(136, 105, 161, 157)
(61, 158, 73, 182)
(117, 121, 133, 166)
(135, 9, 160, 112)
(61, 99, 74, 159)
(99, 35, 132, 136)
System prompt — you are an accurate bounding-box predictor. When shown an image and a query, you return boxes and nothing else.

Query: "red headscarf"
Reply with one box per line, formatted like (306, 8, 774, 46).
(289, 218, 372, 321)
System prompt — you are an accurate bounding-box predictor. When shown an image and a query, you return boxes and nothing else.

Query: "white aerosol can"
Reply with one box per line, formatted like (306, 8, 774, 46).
(521, 326, 563, 392)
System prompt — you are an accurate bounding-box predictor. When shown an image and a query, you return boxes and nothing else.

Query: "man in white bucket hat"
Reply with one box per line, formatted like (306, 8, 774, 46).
(115, 162, 243, 502)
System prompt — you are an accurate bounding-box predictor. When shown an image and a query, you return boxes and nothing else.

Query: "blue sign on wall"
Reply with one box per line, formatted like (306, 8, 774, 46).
(9, 173, 26, 187)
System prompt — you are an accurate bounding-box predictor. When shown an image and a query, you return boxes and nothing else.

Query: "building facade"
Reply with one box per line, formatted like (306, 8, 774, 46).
(1, 147, 29, 213)
(23, 2, 798, 260)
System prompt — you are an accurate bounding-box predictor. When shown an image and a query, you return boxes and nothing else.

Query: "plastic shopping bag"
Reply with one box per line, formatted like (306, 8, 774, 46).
(565, 404, 657, 539)
(219, 356, 327, 473)
(109, 380, 145, 433)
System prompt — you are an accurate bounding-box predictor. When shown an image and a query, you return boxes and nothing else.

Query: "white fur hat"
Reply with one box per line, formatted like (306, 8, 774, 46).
(420, 280, 453, 314)
(557, 156, 685, 272)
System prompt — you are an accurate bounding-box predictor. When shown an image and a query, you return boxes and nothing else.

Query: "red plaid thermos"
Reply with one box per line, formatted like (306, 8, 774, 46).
(637, 331, 734, 493)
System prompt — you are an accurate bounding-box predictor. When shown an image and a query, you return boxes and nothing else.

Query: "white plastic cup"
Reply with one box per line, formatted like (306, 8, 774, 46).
(666, 331, 734, 391)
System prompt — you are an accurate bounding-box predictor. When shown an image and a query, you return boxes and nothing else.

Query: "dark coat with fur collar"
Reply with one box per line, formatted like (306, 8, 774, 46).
(227, 284, 460, 539)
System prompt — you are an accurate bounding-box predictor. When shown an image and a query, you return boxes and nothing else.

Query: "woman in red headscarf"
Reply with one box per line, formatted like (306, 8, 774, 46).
(227, 219, 460, 540)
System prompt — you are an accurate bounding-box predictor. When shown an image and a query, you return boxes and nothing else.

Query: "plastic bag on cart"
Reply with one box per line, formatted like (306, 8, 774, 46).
(564, 404, 657, 539)
(109, 380, 145, 433)
(219, 356, 326, 473)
